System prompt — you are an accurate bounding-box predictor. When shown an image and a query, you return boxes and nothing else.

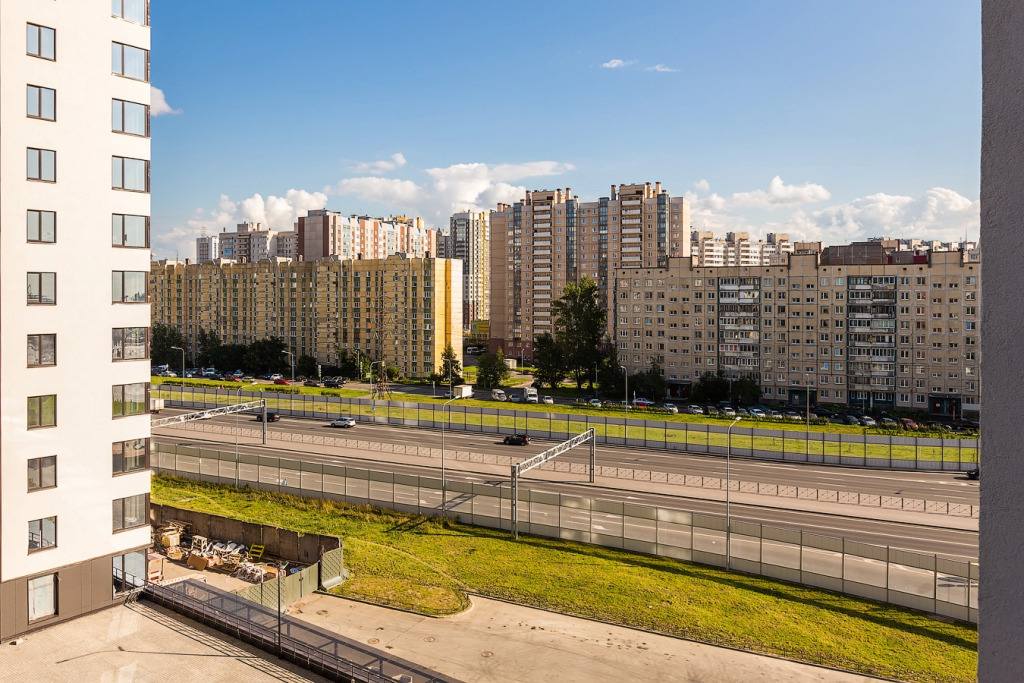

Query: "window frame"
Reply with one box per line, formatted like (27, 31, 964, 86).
(112, 550, 147, 596)
(28, 516, 57, 552)
(27, 272, 56, 305)
(112, 326, 149, 361)
(27, 84, 56, 121)
(27, 333, 56, 367)
(112, 214, 150, 248)
(111, 271, 149, 303)
(111, 0, 150, 26)
(112, 438, 149, 475)
(111, 42, 149, 82)
(27, 147, 56, 182)
(112, 382, 149, 418)
(27, 209, 56, 244)
(28, 573, 57, 623)
(27, 394, 56, 429)
(111, 99, 149, 137)
(28, 455, 57, 492)
(111, 156, 150, 193)
(112, 493, 149, 532)
(26, 23, 55, 61)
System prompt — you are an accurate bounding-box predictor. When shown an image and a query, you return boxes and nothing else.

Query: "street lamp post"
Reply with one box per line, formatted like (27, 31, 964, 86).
(276, 559, 287, 655)
(805, 373, 811, 456)
(726, 416, 742, 570)
(170, 345, 185, 403)
(235, 381, 257, 487)
(282, 351, 295, 413)
(440, 396, 460, 514)
(620, 366, 629, 428)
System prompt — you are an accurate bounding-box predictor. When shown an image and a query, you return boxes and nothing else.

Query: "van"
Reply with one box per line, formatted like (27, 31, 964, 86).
(466, 346, 479, 355)
(524, 387, 539, 404)
(491, 389, 507, 401)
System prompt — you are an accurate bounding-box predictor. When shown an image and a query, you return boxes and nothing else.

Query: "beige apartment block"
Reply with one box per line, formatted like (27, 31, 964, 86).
(442, 211, 490, 329)
(297, 209, 436, 262)
(151, 256, 462, 379)
(613, 243, 980, 416)
(489, 182, 690, 361)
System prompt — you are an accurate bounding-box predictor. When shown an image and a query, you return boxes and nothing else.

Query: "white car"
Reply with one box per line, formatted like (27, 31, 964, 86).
(269, 373, 283, 381)
(590, 398, 603, 408)
(720, 407, 736, 417)
(542, 396, 554, 404)
(662, 403, 679, 414)
(749, 408, 766, 418)
(329, 417, 356, 428)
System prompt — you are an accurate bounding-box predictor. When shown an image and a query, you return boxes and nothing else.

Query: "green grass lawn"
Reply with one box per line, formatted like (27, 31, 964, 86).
(152, 475, 976, 682)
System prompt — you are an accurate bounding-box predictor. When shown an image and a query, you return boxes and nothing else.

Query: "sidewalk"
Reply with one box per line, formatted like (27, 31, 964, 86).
(155, 422, 978, 532)
(291, 592, 883, 682)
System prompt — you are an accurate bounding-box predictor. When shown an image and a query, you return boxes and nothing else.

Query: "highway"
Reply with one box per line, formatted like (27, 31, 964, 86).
(153, 411, 979, 561)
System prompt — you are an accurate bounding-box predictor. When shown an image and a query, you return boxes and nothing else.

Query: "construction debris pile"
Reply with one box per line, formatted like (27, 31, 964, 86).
(156, 520, 289, 583)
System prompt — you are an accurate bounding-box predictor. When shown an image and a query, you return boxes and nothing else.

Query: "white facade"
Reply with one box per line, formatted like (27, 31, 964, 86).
(0, 0, 151, 634)
(196, 233, 219, 262)
(447, 211, 490, 328)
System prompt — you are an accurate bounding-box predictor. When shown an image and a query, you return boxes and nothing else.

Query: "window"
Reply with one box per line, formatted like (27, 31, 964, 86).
(112, 0, 149, 25)
(27, 334, 56, 367)
(111, 99, 149, 136)
(27, 23, 55, 60)
(111, 156, 149, 192)
(27, 210, 56, 244)
(29, 517, 56, 551)
(113, 438, 148, 474)
(112, 327, 148, 360)
(27, 85, 55, 121)
(28, 573, 57, 622)
(112, 214, 149, 248)
(113, 493, 148, 531)
(28, 456, 56, 491)
(112, 271, 148, 303)
(26, 272, 57, 305)
(27, 148, 55, 182)
(112, 382, 147, 417)
(27, 395, 56, 429)
(111, 42, 149, 81)
(112, 551, 146, 596)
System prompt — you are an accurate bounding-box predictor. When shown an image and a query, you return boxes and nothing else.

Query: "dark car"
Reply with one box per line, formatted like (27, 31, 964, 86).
(843, 414, 862, 426)
(900, 418, 919, 430)
(303, 379, 321, 387)
(255, 410, 281, 422)
(503, 434, 530, 446)
(967, 467, 980, 480)
(323, 378, 342, 388)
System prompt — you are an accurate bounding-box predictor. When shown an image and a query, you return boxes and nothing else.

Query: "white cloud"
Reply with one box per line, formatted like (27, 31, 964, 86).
(350, 153, 407, 175)
(601, 59, 632, 69)
(645, 64, 678, 73)
(153, 189, 327, 260)
(693, 179, 710, 192)
(326, 160, 575, 225)
(730, 175, 831, 208)
(150, 86, 181, 116)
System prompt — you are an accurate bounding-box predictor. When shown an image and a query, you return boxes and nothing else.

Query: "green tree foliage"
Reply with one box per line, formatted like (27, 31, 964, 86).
(386, 365, 401, 381)
(689, 371, 729, 405)
(211, 344, 247, 372)
(551, 276, 607, 390)
(151, 323, 187, 367)
(297, 354, 319, 378)
(243, 337, 288, 374)
(435, 343, 463, 385)
(733, 377, 763, 406)
(596, 346, 624, 397)
(196, 328, 221, 368)
(476, 348, 511, 389)
(630, 362, 669, 402)
(532, 333, 565, 389)
(336, 351, 369, 380)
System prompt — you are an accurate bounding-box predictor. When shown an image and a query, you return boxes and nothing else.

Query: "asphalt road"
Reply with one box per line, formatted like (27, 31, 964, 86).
(158, 408, 980, 505)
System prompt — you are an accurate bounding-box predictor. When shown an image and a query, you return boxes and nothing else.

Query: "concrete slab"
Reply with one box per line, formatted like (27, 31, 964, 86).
(290, 593, 883, 683)
(0, 601, 328, 683)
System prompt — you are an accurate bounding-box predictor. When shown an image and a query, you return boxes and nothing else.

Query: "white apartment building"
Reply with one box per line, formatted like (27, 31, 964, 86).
(195, 232, 219, 262)
(0, 0, 152, 638)
(297, 209, 436, 262)
(443, 211, 490, 328)
(690, 231, 793, 266)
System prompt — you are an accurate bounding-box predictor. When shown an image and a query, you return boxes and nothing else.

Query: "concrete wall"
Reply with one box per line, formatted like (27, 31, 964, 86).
(980, 1, 1024, 679)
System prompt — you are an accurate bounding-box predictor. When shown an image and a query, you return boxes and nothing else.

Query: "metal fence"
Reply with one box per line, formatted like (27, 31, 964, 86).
(154, 386, 978, 471)
(234, 548, 343, 610)
(156, 420, 980, 519)
(153, 442, 979, 623)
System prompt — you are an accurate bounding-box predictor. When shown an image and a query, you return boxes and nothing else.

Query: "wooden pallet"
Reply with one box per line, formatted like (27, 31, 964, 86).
(248, 544, 266, 561)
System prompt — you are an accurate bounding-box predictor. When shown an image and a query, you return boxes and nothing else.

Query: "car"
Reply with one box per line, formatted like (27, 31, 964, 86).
(813, 408, 835, 419)
(662, 403, 678, 414)
(966, 467, 980, 480)
(705, 405, 720, 416)
(899, 417, 919, 430)
(686, 405, 704, 415)
(255, 410, 281, 422)
(269, 374, 283, 381)
(323, 378, 343, 388)
(542, 396, 555, 404)
(633, 398, 655, 408)
(221, 375, 240, 382)
(782, 411, 802, 421)
(844, 414, 861, 426)
(329, 417, 356, 428)
(274, 378, 291, 385)
(589, 398, 603, 408)
(859, 416, 876, 427)
(509, 394, 522, 403)
(720, 407, 737, 417)
(879, 417, 898, 427)
(749, 408, 766, 418)
(735, 407, 750, 416)
(304, 379, 321, 387)
(503, 434, 530, 446)
(768, 410, 782, 418)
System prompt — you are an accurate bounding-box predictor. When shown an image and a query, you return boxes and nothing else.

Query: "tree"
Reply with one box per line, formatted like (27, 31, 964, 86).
(243, 337, 287, 374)
(196, 328, 221, 368)
(689, 371, 729, 405)
(532, 333, 565, 389)
(437, 343, 463, 385)
(551, 276, 607, 390)
(212, 344, 247, 372)
(631, 362, 669, 402)
(733, 376, 763, 406)
(297, 354, 319, 378)
(596, 346, 624, 398)
(336, 351, 369, 380)
(151, 323, 187, 367)
(476, 348, 511, 389)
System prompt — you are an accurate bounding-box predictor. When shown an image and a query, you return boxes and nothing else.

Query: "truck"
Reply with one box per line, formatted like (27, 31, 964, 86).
(523, 387, 539, 404)
(491, 389, 507, 401)
(449, 385, 474, 399)
(149, 397, 165, 414)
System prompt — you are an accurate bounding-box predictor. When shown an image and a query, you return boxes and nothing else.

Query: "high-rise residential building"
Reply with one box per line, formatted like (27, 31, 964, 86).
(297, 210, 436, 262)
(442, 211, 490, 329)
(0, 0, 152, 638)
(195, 232, 219, 263)
(690, 231, 793, 266)
(613, 242, 981, 415)
(489, 182, 690, 361)
(151, 255, 462, 379)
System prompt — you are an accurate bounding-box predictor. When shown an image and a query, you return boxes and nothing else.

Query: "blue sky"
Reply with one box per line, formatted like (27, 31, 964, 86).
(150, 1, 981, 259)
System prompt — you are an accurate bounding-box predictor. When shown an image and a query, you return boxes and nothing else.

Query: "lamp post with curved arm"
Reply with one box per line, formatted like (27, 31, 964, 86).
(726, 415, 742, 570)
(441, 396, 460, 514)
(235, 380, 257, 487)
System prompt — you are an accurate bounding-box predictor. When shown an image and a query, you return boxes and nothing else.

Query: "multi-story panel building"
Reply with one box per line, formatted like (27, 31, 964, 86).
(0, 0, 152, 638)
(297, 210, 436, 262)
(613, 243, 981, 416)
(443, 211, 490, 329)
(151, 256, 462, 380)
(489, 182, 690, 361)
(690, 231, 793, 266)
(195, 232, 219, 263)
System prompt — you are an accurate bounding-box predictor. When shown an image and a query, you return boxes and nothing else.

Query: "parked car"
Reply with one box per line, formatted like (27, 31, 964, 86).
(542, 396, 555, 405)
(323, 378, 343, 388)
(720, 407, 736, 417)
(782, 411, 802, 421)
(255, 410, 281, 422)
(301, 379, 320, 387)
(704, 405, 720, 416)
(967, 467, 980, 481)
(662, 403, 678, 414)
(329, 417, 356, 428)
(503, 434, 530, 446)
(749, 408, 766, 418)
(768, 410, 782, 418)
(686, 405, 704, 415)
(589, 398, 603, 408)
(274, 378, 291, 385)
(269, 373, 284, 381)
(813, 408, 835, 419)
(509, 394, 522, 403)
(843, 414, 861, 426)
(859, 416, 876, 427)
(735, 407, 750, 416)
(633, 398, 655, 408)
(879, 417, 898, 427)
(900, 418, 919, 430)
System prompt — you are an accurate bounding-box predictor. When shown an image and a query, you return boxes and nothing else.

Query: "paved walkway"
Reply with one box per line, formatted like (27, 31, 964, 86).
(290, 593, 883, 682)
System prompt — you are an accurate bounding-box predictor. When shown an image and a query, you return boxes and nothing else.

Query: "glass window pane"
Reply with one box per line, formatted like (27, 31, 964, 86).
(124, 439, 147, 471)
(41, 335, 55, 365)
(125, 272, 146, 301)
(27, 25, 39, 55)
(27, 211, 40, 240)
(124, 550, 146, 587)
(123, 495, 145, 528)
(27, 149, 39, 178)
(112, 328, 124, 359)
(42, 273, 55, 303)
(124, 46, 145, 80)
(41, 211, 55, 242)
(27, 86, 39, 117)
(41, 395, 55, 425)
(113, 500, 123, 530)
(27, 274, 39, 302)
(28, 460, 40, 489)
(124, 102, 146, 135)
(112, 157, 123, 188)
(112, 272, 123, 302)
(124, 158, 145, 191)
(125, 327, 147, 358)
(112, 100, 122, 131)
(112, 43, 122, 73)
(40, 27, 54, 60)
(124, 215, 147, 246)
(41, 456, 56, 488)
(41, 150, 54, 181)
(112, 441, 123, 472)
(28, 574, 55, 621)
(112, 385, 124, 416)
(41, 88, 54, 119)
(27, 335, 39, 365)
(112, 215, 123, 245)
(27, 397, 39, 427)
